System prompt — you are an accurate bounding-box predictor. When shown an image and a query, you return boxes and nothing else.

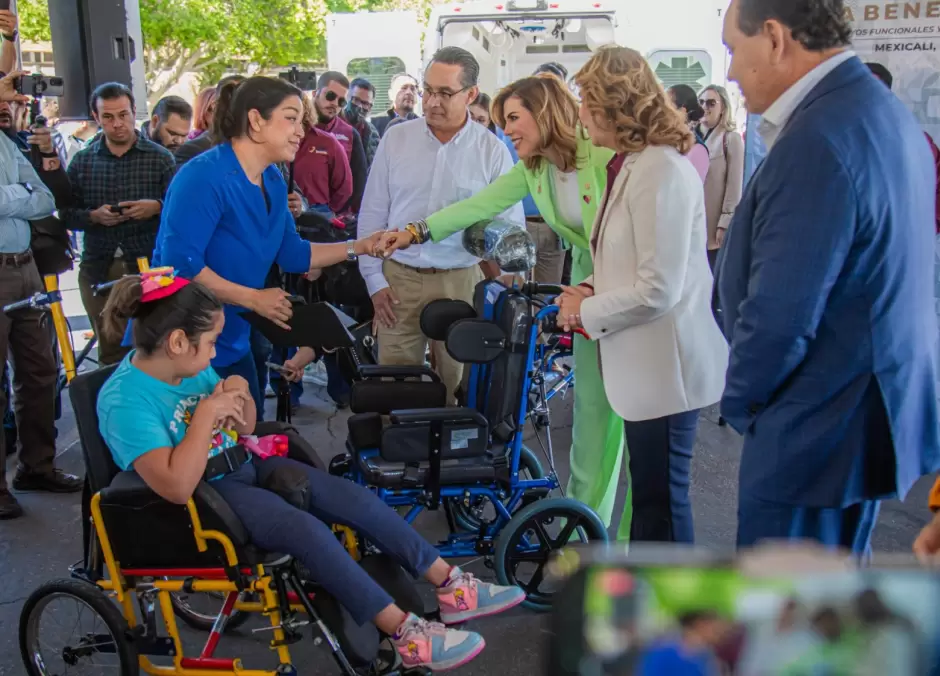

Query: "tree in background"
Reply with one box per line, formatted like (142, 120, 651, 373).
(17, 0, 436, 108)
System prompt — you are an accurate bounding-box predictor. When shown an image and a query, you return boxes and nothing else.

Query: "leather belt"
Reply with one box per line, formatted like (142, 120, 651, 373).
(0, 250, 33, 267)
(204, 443, 251, 482)
(389, 258, 474, 275)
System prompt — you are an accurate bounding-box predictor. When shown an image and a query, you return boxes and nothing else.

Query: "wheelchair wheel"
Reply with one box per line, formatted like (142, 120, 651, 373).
(170, 590, 251, 632)
(20, 577, 139, 676)
(450, 445, 546, 532)
(494, 497, 608, 612)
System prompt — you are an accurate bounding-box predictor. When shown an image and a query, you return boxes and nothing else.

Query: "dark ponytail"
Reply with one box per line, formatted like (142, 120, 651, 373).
(100, 277, 223, 356)
(209, 75, 245, 145)
(218, 76, 302, 142)
(668, 84, 705, 124)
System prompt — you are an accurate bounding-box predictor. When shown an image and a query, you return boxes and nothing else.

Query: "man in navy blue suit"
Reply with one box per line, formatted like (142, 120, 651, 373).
(717, 0, 940, 556)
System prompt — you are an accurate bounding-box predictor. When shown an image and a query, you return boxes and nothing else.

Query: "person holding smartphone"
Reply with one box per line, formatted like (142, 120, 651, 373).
(62, 82, 176, 366)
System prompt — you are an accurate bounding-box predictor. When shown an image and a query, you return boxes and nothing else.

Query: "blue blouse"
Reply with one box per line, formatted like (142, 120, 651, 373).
(153, 143, 310, 366)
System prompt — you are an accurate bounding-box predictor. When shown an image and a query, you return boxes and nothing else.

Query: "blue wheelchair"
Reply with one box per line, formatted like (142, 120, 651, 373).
(329, 279, 608, 611)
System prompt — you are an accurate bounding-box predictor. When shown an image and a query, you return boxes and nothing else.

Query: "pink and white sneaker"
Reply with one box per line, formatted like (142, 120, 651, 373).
(436, 566, 526, 625)
(391, 613, 485, 671)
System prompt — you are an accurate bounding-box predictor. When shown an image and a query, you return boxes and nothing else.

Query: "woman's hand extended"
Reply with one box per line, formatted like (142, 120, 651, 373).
(249, 287, 294, 331)
(355, 230, 396, 258)
(377, 228, 416, 256)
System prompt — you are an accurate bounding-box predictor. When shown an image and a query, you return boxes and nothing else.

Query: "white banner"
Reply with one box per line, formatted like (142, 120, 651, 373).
(847, 0, 940, 140)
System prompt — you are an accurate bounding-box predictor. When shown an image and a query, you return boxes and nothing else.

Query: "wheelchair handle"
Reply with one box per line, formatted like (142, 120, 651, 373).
(540, 315, 591, 341)
(521, 282, 564, 297)
(2, 292, 44, 313)
(92, 279, 120, 296)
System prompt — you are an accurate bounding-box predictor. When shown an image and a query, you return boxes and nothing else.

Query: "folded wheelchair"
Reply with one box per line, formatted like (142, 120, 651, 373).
(330, 280, 608, 611)
(18, 366, 433, 676)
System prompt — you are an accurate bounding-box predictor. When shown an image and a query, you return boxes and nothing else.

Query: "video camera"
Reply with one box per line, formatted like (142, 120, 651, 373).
(278, 66, 317, 92)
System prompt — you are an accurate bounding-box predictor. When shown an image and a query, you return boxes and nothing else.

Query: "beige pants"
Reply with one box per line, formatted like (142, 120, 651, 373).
(526, 218, 565, 284)
(378, 260, 482, 403)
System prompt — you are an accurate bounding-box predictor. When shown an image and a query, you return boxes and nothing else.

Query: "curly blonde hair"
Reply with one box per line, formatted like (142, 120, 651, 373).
(575, 46, 693, 155)
(491, 73, 582, 172)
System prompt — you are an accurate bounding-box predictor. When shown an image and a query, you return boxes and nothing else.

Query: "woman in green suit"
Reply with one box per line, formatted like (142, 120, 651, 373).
(380, 74, 630, 538)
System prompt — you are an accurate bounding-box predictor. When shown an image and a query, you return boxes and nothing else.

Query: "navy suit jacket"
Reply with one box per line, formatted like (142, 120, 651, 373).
(717, 57, 940, 507)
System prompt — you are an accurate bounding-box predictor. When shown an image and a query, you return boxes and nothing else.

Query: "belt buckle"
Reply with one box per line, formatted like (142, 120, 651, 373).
(223, 447, 238, 473)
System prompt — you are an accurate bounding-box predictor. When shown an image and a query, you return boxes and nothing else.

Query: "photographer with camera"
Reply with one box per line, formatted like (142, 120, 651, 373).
(0, 9, 19, 78)
(0, 71, 82, 519)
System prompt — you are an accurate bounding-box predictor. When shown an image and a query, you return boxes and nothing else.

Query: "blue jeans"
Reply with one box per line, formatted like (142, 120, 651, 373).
(213, 456, 440, 625)
(624, 409, 699, 543)
(214, 352, 264, 422)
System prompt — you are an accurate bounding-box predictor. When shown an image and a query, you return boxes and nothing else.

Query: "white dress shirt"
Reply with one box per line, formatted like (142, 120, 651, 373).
(0, 132, 56, 254)
(758, 50, 856, 151)
(358, 116, 524, 296)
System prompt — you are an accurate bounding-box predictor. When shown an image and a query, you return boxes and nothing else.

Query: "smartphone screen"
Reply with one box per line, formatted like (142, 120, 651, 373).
(549, 557, 940, 676)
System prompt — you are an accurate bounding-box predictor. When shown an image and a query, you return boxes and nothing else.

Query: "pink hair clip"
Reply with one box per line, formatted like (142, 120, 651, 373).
(140, 267, 190, 303)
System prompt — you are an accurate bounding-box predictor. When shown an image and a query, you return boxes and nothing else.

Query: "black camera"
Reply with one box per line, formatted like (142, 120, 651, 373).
(15, 74, 65, 98)
(278, 66, 317, 92)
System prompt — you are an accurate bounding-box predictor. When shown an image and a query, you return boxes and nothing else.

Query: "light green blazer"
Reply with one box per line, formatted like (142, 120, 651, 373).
(426, 130, 615, 251)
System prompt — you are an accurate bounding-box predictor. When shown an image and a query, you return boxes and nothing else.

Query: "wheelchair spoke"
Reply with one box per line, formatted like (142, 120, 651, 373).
(552, 515, 583, 548)
(25, 590, 125, 674)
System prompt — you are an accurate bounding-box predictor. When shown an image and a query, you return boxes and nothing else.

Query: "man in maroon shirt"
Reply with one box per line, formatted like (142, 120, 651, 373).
(293, 122, 352, 216)
(312, 71, 368, 213)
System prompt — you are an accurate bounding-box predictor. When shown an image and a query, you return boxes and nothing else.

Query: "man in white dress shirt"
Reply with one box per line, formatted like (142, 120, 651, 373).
(358, 47, 524, 401)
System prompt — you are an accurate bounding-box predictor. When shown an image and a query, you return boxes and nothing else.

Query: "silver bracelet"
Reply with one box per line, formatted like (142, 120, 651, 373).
(412, 219, 430, 244)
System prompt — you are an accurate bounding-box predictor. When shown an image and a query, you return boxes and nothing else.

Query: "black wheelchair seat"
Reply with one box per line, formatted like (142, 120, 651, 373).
(345, 285, 532, 493)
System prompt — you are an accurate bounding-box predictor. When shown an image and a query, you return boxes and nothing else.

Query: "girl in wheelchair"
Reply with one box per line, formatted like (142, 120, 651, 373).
(95, 270, 526, 672)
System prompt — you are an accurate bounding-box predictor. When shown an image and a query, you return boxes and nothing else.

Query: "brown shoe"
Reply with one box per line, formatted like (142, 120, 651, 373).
(0, 492, 23, 519)
(12, 469, 82, 493)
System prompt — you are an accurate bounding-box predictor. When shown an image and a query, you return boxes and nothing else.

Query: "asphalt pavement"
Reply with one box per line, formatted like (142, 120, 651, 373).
(0, 269, 935, 675)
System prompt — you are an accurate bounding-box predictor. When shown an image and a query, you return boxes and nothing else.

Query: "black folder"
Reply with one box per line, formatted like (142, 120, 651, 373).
(243, 301, 356, 350)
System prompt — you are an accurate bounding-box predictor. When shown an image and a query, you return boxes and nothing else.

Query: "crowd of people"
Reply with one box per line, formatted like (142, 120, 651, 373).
(2, 0, 940, 668)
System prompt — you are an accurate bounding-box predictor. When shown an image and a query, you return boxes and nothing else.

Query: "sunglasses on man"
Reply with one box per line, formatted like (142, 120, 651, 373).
(324, 90, 347, 108)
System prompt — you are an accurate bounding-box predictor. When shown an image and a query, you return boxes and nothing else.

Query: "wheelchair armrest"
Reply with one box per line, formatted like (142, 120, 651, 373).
(98, 470, 251, 549)
(357, 365, 442, 383)
(99, 469, 161, 503)
(389, 407, 488, 427)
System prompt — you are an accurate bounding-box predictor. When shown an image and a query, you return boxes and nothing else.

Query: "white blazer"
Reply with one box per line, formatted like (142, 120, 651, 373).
(580, 144, 729, 422)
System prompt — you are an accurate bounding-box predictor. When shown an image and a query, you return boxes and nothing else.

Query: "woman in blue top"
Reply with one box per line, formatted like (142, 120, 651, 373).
(96, 272, 525, 672)
(153, 76, 383, 418)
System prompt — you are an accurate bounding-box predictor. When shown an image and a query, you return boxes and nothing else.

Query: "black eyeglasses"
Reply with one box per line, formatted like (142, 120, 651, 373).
(351, 95, 374, 112)
(422, 85, 470, 103)
(324, 90, 347, 108)
(699, 98, 719, 109)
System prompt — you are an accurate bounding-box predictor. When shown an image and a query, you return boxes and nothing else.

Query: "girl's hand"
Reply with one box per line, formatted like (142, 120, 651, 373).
(222, 375, 250, 395)
(197, 382, 250, 429)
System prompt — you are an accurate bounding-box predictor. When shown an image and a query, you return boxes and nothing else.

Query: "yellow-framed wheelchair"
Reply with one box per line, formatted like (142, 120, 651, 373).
(18, 364, 431, 676)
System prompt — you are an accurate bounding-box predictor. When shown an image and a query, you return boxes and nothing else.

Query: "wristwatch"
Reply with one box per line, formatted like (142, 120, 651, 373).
(346, 240, 357, 261)
(2, 30, 17, 42)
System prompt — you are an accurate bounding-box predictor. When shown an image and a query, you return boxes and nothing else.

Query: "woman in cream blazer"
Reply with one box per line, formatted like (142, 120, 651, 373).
(558, 46, 728, 544)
